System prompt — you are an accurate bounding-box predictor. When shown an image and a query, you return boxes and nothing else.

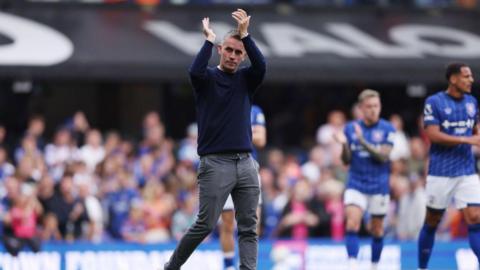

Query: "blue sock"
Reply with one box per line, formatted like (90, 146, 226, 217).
(223, 252, 235, 269)
(346, 231, 359, 258)
(468, 224, 480, 264)
(418, 224, 437, 269)
(371, 236, 383, 263)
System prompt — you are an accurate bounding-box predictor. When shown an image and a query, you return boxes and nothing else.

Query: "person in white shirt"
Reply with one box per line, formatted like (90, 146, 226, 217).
(78, 129, 105, 173)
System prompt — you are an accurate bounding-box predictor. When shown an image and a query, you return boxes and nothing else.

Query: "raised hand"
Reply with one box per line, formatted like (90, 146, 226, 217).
(333, 132, 348, 144)
(354, 123, 364, 140)
(232, 9, 250, 38)
(202, 17, 216, 43)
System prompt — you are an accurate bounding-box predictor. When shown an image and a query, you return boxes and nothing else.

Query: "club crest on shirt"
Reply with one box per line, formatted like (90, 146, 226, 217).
(466, 103, 476, 117)
(372, 130, 384, 143)
(444, 107, 452, 115)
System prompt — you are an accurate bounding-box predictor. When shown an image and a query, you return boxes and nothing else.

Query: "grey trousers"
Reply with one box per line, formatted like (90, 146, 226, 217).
(166, 152, 260, 270)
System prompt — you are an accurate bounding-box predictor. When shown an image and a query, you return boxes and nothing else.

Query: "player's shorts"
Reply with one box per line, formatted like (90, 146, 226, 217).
(223, 161, 262, 211)
(343, 188, 390, 216)
(426, 174, 480, 210)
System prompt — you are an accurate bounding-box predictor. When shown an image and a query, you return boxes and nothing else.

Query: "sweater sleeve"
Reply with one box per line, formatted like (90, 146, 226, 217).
(188, 40, 214, 88)
(241, 35, 266, 96)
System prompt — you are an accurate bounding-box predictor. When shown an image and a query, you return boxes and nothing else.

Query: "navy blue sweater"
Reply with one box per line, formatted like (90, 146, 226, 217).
(189, 36, 266, 156)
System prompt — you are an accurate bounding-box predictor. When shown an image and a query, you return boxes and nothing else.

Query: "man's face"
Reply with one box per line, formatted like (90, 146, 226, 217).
(217, 37, 245, 73)
(451, 66, 474, 94)
(361, 96, 381, 124)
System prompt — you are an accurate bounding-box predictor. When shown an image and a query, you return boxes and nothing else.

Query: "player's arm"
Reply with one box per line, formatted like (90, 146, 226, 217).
(188, 18, 216, 80)
(422, 98, 480, 146)
(474, 124, 480, 135)
(424, 125, 480, 146)
(358, 139, 392, 163)
(252, 124, 266, 149)
(354, 123, 391, 163)
(334, 132, 351, 164)
(233, 9, 266, 80)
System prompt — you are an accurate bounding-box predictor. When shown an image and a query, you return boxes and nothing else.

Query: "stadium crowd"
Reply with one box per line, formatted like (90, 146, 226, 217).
(13, 0, 478, 8)
(0, 108, 473, 255)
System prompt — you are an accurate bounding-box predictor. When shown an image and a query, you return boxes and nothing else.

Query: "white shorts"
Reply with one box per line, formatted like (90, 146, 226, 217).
(223, 173, 262, 211)
(426, 174, 480, 210)
(343, 188, 390, 216)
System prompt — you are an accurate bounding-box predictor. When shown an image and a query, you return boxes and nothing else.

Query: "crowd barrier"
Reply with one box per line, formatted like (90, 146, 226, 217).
(0, 239, 476, 270)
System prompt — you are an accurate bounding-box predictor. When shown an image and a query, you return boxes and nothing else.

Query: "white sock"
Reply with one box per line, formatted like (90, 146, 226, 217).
(224, 251, 235, 258)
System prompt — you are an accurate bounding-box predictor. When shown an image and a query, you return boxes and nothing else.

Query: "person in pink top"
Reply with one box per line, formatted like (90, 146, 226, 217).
(2, 183, 43, 256)
(276, 180, 331, 239)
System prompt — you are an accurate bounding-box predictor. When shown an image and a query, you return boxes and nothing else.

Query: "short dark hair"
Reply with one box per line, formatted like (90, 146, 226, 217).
(446, 62, 469, 81)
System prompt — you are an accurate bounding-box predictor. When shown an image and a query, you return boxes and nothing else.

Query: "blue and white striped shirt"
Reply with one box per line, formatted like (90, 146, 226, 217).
(345, 119, 395, 195)
(423, 91, 478, 177)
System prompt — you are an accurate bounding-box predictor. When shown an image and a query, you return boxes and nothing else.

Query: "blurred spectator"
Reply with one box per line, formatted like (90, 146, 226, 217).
(25, 115, 46, 151)
(40, 173, 88, 241)
(105, 172, 140, 239)
(177, 123, 199, 166)
(389, 114, 411, 161)
(351, 102, 363, 121)
(142, 111, 162, 133)
(317, 179, 345, 240)
(172, 192, 197, 241)
(141, 181, 175, 242)
(16, 155, 44, 184)
(37, 175, 62, 241)
(316, 110, 346, 167)
(44, 128, 77, 181)
(77, 180, 103, 242)
(133, 153, 156, 187)
(258, 167, 281, 238)
(139, 123, 165, 154)
(77, 129, 105, 173)
(14, 134, 43, 165)
(104, 131, 122, 157)
(150, 142, 175, 182)
(267, 148, 285, 174)
(1, 177, 21, 239)
(65, 111, 90, 147)
(72, 161, 95, 190)
(395, 176, 426, 240)
(407, 137, 428, 177)
(276, 180, 330, 239)
(121, 200, 147, 243)
(2, 182, 42, 256)
(0, 146, 15, 184)
(301, 145, 325, 184)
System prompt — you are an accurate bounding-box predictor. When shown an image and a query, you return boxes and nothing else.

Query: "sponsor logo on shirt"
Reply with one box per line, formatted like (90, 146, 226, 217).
(441, 119, 475, 130)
